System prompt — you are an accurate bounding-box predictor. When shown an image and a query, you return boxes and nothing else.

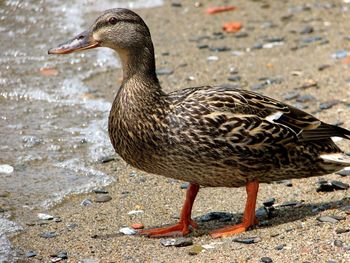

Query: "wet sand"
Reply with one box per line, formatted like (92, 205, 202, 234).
(11, 1, 350, 262)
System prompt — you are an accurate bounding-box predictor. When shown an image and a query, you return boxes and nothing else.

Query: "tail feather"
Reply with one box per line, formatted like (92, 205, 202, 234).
(300, 122, 350, 142)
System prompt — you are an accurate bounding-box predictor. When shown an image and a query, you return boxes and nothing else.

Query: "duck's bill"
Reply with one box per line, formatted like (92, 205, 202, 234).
(48, 30, 99, 55)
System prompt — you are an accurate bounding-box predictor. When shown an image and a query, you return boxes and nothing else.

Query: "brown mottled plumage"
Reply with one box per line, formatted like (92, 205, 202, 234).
(49, 8, 350, 238)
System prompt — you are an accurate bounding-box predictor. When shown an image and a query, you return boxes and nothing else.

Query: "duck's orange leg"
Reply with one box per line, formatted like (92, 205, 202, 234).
(210, 180, 259, 238)
(140, 183, 199, 237)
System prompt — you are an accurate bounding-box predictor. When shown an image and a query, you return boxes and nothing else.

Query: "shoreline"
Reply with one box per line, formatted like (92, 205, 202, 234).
(10, 1, 350, 262)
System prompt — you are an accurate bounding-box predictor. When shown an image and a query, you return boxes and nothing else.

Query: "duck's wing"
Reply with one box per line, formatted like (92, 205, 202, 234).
(169, 87, 350, 142)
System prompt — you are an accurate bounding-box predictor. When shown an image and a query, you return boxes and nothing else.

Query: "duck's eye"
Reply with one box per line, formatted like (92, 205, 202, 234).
(108, 17, 118, 25)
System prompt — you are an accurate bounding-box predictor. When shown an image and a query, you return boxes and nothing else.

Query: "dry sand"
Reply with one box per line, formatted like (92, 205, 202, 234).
(11, 0, 350, 262)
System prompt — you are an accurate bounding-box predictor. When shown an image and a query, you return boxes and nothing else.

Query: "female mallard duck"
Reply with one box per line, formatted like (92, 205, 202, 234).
(49, 8, 350, 238)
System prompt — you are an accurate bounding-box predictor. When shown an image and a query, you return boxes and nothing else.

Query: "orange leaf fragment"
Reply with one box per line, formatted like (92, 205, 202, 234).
(222, 22, 242, 33)
(131, 223, 144, 230)
(206, 6, 236, 14)
(40, 67, 58, 76)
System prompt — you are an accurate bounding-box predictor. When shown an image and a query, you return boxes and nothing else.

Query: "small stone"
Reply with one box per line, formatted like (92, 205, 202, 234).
(209, 46, 231, 52)
(275, 244, 285, 250)
(39, 231, 57, 238)
(331, 180, 349, 190)
(26, 251, 37, 258)
(319, 100, 339, 110)
(251, 43, 263, 50)
(261, 257, 273, 263)
(263, 198, 275, 207)
(99, 156, 116, 163)
(300, 25, 314, 34)
(228, 75, 241, 82)
(316, 181, 334, 192)
(340, 205, 350, 213)
(256, 207, 268, 219)
(233, 236, 261, 244)
(127, 210, 144, 215)
(336, 168, 350, 176)
(131, 223, 144, 230)
(156, 68, 174, 75)
(80, 199, 93, 206)
(318, 64, 330, 71)
(93, 189, 108, 194)
(188, 245, 204, 255)
(235, 32, 249, 38)
(335, 228, 350, 234)
(119, 227, 137, 235)
(196, 211, 233, 222)
(37, 213, 54, 220)
(197, 44, 208, 49)
(280, 200, 302, 207)
(317, 216, 339, 224)
(207, 56, 219, 61)
(332, 50, 348, 59)
(301, 36, 323, 44)
(94, 194, 112, 203)
(180, 183, 189, 189)
(296, 94, 316, 103)
(171, 0, 182, 7)
(251, 82, 267, 90)
(67, 223, 78, 231)
(53, 217, 62, 223)
(0, 164, 14, 174)
(283, 91, 299, 100)
(174, 237, 193, 247)
(57, 251, 68, 259)
(334, 240, 344, 248)
(276, 180, 293, 187)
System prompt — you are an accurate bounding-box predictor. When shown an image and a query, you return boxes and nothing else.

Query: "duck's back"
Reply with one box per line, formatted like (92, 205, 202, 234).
(111, 86, 350, 187)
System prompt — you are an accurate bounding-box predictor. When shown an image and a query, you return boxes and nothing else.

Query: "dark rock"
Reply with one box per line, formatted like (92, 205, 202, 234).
(264, 37, 284, 43)
(275, 180, 293, 187)
(256, 206, 268, 218)
(94, 194, 112, 203)
(275, 244, 285, 250)
(195, 211, 233, 222)
(209, 46, 231, 52)
(317, 216, 339, 223)
(283, 91, 299, 100)
(39, 231, 57, 238)
(57, 251, 68, 259)
(263, 198, 276, 207)
(197, 44, 208, 49)
(340, 205, 350, 213)
(99, 155, 116, 163)
(331, 215, 346, 221)
(261, 257, 273, 263)
(300, 26, 314, 34)
(334, 240, 344, 248)
(233, 236, 261, 244)
(316, 181, 334, 192)
(331, 180, 349, 190)
(156, 68, 174, 76)
(300, 36, 324, 44)
(280, 200, 302, 207)
(26, 251, 37, 258)
(318, 64, 330, 71)
(235, 32, 249, 38)
(228, 75, 241, 82)
(335, 228, 350, 234)
(93, 189, 108, 194)
(319, 100, 339, 110)
(171, 1, 182, 7)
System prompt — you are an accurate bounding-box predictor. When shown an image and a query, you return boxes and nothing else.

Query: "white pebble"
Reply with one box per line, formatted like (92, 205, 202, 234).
(127, 210, 144, 215)
(37, 213, 54, 220)
(207, 56, 219, 61)
(0, 164, 14, 174)
(119, 227, 137, 235)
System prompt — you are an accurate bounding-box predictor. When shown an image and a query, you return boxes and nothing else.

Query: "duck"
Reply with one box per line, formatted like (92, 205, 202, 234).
(48, 8, 350, 238)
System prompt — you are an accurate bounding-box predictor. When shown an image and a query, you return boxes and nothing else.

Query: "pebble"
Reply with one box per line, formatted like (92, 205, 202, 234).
(296, 94, 316, 102)
(316, 181, 334, 192)
(197, 44, 208, 49)
(127, 210, 144, 215)
(37, 213, 54, 220)
(232, 236, 261, 244)
(26, 251, 37, 258)
(263, 198, 275, 207)
(263, 42, 284, 49)
(180, 182, 189, 189)
(188, 245, 204, 255)
(80, 199, 93, 206)
(256, 207, 268, 218)
(318, 64, 330, 71)
(119, 227, 137, 235)
(276, 179, 293, 187)
(196, 211, 233, 222)
(283, 91, 299, 100)
(209, 46, 231, 52)
(331, 180, 349, 190)
(317, 216, 339, 224)
(275, 244, 285, 250)
(94, 194, 112, 203)
(67, 223, 78, 231)
(235, 32, 249, 38)
(99, 155, 116, 163)
(56, 251, 68, 260)
(331, 50, 348, 59)
(131, 223, 144, 230)
(280, 200, 302, 207)
(336, 168, 350, 176)
(93, 189, 108, 194)
(0, 164, 14, 174)
(156, 68, 174, 75)
(319, 100, 339, 110)
(300, 25, 314, 34)
(171, 0, 182, 7)
(335, 228, 350, 234)
(39, 231, 57, 238)
(334, 240, 344, 248)
(207, 56, 219, 61)
(228, 75, 241, 82)
(160, 237, 193, 247)
(300, 36, 324, 44)
(261, 257, 273, 263)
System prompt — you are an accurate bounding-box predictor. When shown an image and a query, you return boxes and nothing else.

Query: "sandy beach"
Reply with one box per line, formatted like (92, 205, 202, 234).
(9, 0, 350, 262)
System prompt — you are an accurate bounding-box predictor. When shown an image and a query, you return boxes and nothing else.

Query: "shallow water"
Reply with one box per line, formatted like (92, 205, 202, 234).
(0, 0, 163, 260)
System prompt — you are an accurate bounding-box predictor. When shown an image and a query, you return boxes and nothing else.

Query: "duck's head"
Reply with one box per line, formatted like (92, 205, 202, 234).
(48, 8, 152, 55)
